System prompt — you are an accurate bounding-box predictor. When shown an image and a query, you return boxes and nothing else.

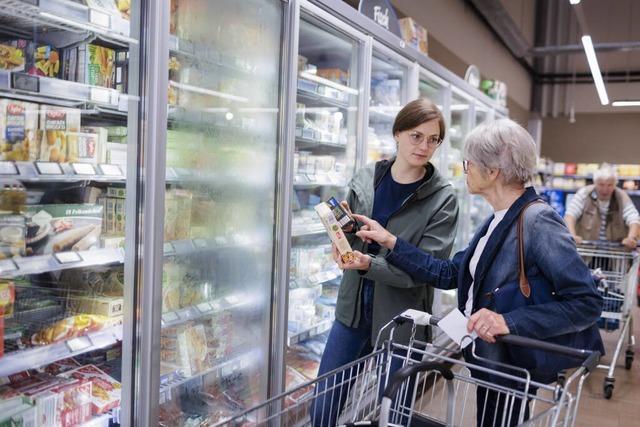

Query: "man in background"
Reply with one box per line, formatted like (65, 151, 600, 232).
(565, 165, 639, 250)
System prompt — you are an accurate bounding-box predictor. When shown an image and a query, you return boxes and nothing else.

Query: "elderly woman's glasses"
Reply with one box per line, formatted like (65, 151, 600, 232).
(463, 160, 470, 173)
(408, 132, 442, 147)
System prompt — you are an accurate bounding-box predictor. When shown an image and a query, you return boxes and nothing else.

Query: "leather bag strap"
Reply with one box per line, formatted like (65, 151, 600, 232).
(518, 200, 545, 298)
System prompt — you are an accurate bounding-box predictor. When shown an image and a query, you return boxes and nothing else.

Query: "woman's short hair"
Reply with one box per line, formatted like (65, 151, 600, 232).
(463, 118, 538, 185)
(393, 98, 445, 141)
(593, 164, 618, 183)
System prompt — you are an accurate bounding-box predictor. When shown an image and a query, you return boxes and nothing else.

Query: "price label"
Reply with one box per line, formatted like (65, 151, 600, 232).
(66, 336, 92, 352)
(11, 73, 39, 92)
(193, 239, 207, 249)
(118, 94, 128, 112)
(89, 9, 111, 28)
(113, 327, 123, 341)
(72, 162, 97, 176)
(162, 312, 179, 323)
(99, 164, 123, 176)
(0, 259, 18, 274)
(306, 174, 317, 182)
(54, 251, 83, 264)
(35, 162, 63, 175)
(225, 295, 241, 305)
(163, 242, 175, 255)
(90, 87, 111, 104)
(0, 161, 17, 175)
(197, 302, 213, 314)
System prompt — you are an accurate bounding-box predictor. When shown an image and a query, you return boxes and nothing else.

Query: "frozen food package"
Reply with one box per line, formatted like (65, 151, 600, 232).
(0, 214, 25, 258)
(31, 314, 117, 346)
(68, 126, 107, 165)
(63, 364, 121, 415)
(0, 99, 39, 161)
(38, 106, 81, 163)
(67, 295, 124, 318)
(25, 204, 103, 255)
(85, 44, 115, 88)
(0, 41, 28, 71)
(314, 201, 354, 264)
(177, 324, 209, 376)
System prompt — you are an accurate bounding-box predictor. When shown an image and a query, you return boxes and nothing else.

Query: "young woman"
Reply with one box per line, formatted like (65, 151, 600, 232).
(311, 98, 459, 427)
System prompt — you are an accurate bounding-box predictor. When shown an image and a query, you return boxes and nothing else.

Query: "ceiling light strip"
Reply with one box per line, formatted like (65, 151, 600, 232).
(581, 36, 609, 105)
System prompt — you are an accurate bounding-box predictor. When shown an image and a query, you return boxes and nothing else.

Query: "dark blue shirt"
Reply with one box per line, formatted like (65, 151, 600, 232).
(363, 169, 426, 291)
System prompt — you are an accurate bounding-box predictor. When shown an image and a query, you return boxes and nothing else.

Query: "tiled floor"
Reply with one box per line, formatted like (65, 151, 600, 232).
(574, 304, 639, 427)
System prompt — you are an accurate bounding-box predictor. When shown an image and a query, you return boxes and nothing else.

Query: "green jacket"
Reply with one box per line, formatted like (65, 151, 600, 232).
(335, 159, 459, 344)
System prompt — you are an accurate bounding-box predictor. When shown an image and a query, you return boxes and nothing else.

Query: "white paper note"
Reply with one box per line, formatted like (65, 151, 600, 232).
(437, 309, 477, 348)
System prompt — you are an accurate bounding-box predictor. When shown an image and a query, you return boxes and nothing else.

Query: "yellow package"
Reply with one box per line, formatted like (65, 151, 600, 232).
(39, 106, 81, 163)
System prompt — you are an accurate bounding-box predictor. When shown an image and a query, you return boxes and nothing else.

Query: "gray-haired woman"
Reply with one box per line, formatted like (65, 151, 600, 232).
(336, 118, 604, 426)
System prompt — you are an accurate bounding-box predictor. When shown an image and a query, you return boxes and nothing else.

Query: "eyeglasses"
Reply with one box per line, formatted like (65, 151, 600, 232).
(407, 132, 443, 147)
(463, 160, 470, 173)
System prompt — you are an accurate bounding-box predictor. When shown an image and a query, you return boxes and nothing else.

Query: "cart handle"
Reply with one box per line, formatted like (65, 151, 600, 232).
(382, 362, 454, 399)
(579, 239, 639, 249)
(393, 310, 601, 372)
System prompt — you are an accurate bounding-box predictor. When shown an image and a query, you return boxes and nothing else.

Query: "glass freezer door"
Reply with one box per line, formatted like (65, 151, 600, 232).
(468, 102, 494, 237)
(366, 47, 411, 163)
(160, 0, 285, 424)
(287, 9, 364, 390)
(0, 1, 138, 426)
(418, 71, 449, 174)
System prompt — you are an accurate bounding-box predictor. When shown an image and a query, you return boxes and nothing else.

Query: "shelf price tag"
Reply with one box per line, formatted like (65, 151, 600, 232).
(89, 9, 111, 28)
(193, 239, 207, 249)
(54, 251, 83, 264)
(196, 302, 213, 314)
(35, 162, 63, 175)
(90, 87, 111, 104)
(11, 73, 39, 92)
(66, 336, 92, 353)
(163, 242, 175, 255)
(162, 312, 179, 324)
(0, 259, 18, 274)
(98, 164, 123, 176)
(72, 163, 97, 176)
(0, 161, 17, 175)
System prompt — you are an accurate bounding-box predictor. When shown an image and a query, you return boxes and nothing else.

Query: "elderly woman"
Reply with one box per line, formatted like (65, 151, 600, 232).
(337, 118, 604, 426)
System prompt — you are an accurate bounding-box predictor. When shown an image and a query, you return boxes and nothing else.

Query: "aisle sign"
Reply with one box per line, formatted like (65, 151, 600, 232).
(359, 0, 402, 37)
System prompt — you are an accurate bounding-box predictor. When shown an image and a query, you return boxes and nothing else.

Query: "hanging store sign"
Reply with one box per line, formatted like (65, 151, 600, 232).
(359, 0, 402, 37)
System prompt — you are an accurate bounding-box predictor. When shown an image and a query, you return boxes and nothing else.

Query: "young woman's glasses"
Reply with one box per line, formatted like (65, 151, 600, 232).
(408, 132, 443, 147)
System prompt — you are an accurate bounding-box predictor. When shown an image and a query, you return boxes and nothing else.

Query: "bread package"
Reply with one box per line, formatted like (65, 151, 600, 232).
(0, 99, 38, 161)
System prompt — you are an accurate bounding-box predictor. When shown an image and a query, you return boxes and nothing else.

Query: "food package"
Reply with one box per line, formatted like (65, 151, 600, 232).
(0, 42, 27, 71)
(0, 388, 36, 427)
(50, 379, 93, 427)
(63, 365, 121, 415)
(480, 79, 508, 107)
(43, 358, 82, 376)
(33, 45, 61, 78)
(105, 142, 127, 166)
(398, 17, 429, 54)
(164, 189, 192, 241)
(31, 314, 114, 346)
(116, 0, 130, 19)
(67, 127, 106, 165)
(114, 49, 128, 93)
(67, 296, 123, 318)
(0, 215, 25, 258)
(314, 201, 354, 263)
(84, 44, 115, 88)
(177, 324, 209, 376)
(38, 106, 81, 163)
(316, 68, 348, 85)
(0, 281, 15, 358)
(0, 99, 39, 161)
(25, 204, 103, 255)
(106, 187, 125, 199)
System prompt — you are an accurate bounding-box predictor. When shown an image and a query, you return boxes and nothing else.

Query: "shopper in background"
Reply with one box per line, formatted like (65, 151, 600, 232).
(339, 118, 604, 426)
(564, 165, 640, 250)
(310, 98, 459, 427)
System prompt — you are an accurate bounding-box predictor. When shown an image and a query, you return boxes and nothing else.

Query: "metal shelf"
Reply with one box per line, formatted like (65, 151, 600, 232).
(0, 0, 136, 46)
(297, 87, 350, 110)
(160, 292, 253, 329)
(291, 268, 341, 288)
(0, 324, 122, 377)
(0, 70, 132, 113)
(0, 247, 125, 278)
(0, 161, 125, 183)
(291, 226, 326, 238)
(295, 136, 347, 151)
(293, 173, 347, 188)
(288, 319, 332, 346)
(169, 35, 257, 77)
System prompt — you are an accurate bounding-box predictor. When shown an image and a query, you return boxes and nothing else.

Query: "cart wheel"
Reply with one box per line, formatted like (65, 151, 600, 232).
(604, 383, 614, 399)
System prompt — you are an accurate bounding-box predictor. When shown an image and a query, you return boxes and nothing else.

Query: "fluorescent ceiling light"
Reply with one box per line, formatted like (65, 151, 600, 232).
(299, 71, 359, 95)
(611, 100, 640, 107)
(581, 36, 609, 105)
(569, 0, 581, 4)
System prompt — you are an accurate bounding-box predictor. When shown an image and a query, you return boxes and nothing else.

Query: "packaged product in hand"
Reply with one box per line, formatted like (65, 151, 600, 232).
(314, 199, 355, 264)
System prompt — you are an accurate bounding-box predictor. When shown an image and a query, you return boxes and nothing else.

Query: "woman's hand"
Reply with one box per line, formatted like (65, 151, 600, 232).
(467, 308, 510, 344)
(331, 244, 371, 271)
(622, 236, 638, 250)
(352, 214, 397, 250)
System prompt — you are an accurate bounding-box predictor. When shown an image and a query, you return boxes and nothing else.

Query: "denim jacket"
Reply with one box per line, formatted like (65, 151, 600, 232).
(386, 187, 604, 381)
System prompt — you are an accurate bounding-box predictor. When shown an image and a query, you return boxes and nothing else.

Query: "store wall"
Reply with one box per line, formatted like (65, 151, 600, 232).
(541, 112, 640, 163)
(391, 0, 533, 120)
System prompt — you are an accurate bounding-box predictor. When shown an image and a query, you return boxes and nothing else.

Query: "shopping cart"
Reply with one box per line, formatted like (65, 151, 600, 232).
(216, 310, 599, 427)
(577, 241, 639, 399)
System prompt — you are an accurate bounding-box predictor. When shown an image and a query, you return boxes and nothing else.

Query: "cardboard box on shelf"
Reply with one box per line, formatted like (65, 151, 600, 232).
(398, 17, 428, 55)
(63, 364, 121, 415)
(0, 99, 39, 161)
(85, 44, 115, 89)
(38, 106, 81, 164)
(67, 296, 124, 318)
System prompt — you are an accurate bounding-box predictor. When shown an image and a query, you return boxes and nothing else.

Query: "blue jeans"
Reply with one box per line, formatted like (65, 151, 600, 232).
(310, 285, 419, 426)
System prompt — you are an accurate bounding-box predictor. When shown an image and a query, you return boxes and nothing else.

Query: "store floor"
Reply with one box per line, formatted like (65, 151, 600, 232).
(575, 304, 640, 427)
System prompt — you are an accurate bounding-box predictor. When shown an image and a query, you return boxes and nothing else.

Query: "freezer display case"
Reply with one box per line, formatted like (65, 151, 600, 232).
(468, 102, 494, 237)
(0, 0, 136, 425)
(158, 0, 285, 424)
(287, 8, 364, 389)
(366, 46, 412, 163)
(418, 70, 449, 174)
